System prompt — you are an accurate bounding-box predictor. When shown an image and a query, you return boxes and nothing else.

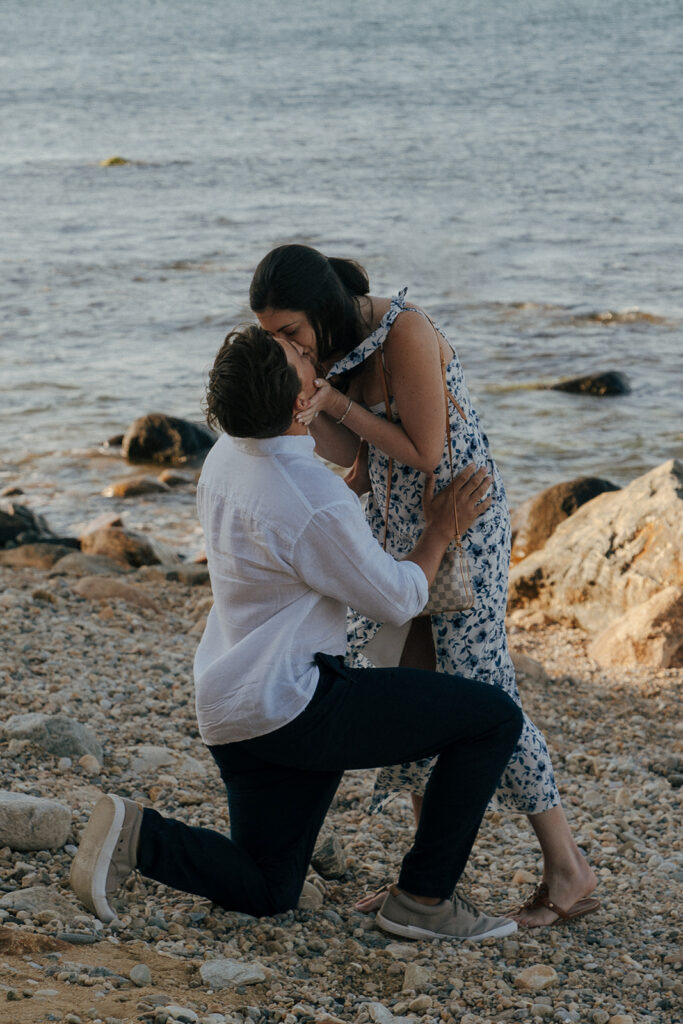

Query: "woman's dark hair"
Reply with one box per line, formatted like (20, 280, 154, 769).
(204, 325, 300, 439)
(249, 244, 371, 361)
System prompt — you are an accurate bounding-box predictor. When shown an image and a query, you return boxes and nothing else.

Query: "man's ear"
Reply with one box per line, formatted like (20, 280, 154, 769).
(293, 394, 310, 411)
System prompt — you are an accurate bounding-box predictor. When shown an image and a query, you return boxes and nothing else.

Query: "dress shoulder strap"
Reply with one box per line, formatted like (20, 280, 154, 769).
(326, 288, 408, 378)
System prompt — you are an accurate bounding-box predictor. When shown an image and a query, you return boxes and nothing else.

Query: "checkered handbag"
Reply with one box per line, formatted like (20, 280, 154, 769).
(379, 317, 474, 614)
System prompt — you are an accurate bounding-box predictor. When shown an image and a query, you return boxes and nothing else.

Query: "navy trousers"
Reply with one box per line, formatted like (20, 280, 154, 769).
(138, 653, 522, 917)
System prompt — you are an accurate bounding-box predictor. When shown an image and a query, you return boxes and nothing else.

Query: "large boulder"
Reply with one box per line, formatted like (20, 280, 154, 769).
(588, 587, 683, 669)
(508, 460, 683, 632)
(122, 413, 216, 465)
(511, 477, 620, 564)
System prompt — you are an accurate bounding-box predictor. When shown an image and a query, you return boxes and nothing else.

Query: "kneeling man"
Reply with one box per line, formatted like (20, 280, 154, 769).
(71, 326, 522, 942)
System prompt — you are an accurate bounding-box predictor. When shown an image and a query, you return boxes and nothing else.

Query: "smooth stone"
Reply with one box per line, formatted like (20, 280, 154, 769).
(514, 964, 559, 991)
(0, 792, 72, 851)
(199, 958, 267, 988)
(511, 868, 536, 885)
(130, 963, 152, 987)
(402, 962, 432, 992)
(297, 881, 323, 910)
(367, 1002, 395, 1024)
(510, 651, 549, 684)
(80, 525, 180, 568)
(0, 502, 54, 547)
(2, 713, 103, 763)
(136, 563, 210, 586)
(165, 1008, 199, 1023)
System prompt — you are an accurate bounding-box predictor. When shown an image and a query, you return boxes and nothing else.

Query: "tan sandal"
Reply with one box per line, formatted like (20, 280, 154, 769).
(353, 883, 391, 914)
(512, 882, 600, 926)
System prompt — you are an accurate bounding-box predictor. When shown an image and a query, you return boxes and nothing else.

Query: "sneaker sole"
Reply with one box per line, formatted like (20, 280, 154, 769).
(376, 911, 517, 942)
(69, 794, 125, 923)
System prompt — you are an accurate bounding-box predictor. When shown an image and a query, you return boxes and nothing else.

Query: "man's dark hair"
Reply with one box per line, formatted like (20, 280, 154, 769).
(205, 325, 300, 438)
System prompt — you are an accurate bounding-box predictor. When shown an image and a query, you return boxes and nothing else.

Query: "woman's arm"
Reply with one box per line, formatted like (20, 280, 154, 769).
(299, 311, 447, 473)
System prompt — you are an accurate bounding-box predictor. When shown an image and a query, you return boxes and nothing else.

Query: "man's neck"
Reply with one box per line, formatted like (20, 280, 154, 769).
(283, 420, 309, 437)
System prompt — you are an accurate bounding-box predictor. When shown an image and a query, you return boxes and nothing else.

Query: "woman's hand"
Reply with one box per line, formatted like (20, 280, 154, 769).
(423, 463, 492, 539)
(295, 379, 347, 426)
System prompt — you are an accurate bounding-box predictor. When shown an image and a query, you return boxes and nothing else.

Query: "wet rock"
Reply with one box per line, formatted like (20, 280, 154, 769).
(0, 502, 54, 547)
(588, 586, 683, 669)
(198, 958, 267, 988)
(510, 477, 619, 564)
(514, 965, 559, 991)
(122, 413, 216, 465)
(311, 832, 348, 878)
(72, 575, 161, 613)
(508, 460, 683, 631)
(158, 469, 195, 487)
(0, 485, 24, 497)
(548, 371, 631, 395)
(80, 525, 180, 568)
(0, 792, 71, 850)
(0, 542, 76, 569)
(100, 155, 129, 166)
(2, 713, 103, 763)
(103, 475, 172, 498)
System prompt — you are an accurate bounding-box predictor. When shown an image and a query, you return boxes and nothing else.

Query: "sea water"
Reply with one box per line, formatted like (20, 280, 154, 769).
(2, 0, 681, 551)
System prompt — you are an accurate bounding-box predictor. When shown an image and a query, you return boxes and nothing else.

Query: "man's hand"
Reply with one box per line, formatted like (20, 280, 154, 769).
(423, 463, 492, 539)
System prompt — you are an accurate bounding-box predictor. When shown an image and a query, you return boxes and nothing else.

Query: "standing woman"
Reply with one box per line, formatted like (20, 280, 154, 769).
(250, 244, 598, 927)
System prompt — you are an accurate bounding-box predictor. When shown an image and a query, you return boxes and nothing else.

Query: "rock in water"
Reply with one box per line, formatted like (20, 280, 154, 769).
(122, 413, 216, 465)
(548, 371, 631, 395)
(0, 502, 54, 547)
(508, 459, 683, 632)
(80, 525, 180, 567)
(511, 476, 620, 564)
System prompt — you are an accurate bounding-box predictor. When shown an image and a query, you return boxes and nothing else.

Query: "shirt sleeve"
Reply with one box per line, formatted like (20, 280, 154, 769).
(291, 500, 428, 625)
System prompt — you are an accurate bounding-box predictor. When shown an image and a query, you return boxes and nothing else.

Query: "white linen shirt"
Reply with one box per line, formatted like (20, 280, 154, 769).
(193, 432, 428, 745)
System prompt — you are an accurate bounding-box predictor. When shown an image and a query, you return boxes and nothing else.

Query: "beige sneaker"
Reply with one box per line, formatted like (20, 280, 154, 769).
(70, 794, 142, 923)
(376, 885, 517, 941)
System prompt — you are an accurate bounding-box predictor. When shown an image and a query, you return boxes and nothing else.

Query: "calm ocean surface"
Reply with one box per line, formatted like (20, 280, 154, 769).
(2, 0, 682, 551)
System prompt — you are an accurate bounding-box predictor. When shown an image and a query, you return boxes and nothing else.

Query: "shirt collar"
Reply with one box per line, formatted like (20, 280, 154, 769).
(229, 433, 316, 457)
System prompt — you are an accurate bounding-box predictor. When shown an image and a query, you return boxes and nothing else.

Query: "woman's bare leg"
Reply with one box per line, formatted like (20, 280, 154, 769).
(515, 804, 597, 926)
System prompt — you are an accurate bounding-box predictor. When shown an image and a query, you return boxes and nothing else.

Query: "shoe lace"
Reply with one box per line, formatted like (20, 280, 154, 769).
(453, 890, 480, 916)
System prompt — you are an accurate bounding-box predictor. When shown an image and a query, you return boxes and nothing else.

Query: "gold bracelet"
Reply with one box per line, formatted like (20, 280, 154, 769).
(336, 398, 353, 425)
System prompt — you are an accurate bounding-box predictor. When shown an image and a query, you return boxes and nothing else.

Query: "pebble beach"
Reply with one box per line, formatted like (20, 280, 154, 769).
(1, 543, 680, 1024)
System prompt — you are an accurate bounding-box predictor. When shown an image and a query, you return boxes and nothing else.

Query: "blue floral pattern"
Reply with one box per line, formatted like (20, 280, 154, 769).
(329, 290, 560, 815)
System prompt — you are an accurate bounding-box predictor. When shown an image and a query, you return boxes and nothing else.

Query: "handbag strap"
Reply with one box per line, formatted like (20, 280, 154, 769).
(379, 313, 467, 551)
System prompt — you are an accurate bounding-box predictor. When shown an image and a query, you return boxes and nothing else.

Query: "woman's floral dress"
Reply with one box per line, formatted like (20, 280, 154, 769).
(327, 289, 560, 814)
